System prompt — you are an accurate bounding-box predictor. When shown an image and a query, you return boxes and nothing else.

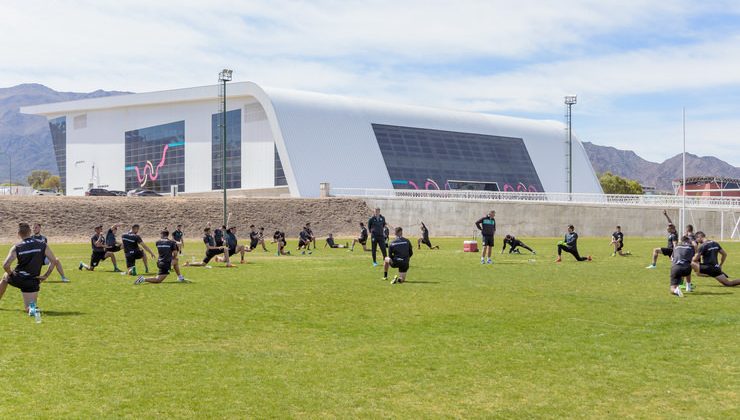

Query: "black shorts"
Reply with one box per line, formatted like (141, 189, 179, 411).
(670, 265, 692, 286)
(699, 264, 725, 278)
(250, 239, 259, 249)
(228, 246, 238, 256)
(482, 235, 494, 247)
(203, 248, 224, 263)
(90, 250, 107, 267)
(389, 258, 410, 273)
(421, 238, 432, 247)
(298, 240, 309, 248)
(660, 247, 673, 257)
(357, 237, 367, 245)
(215, 239, 224, 247)
(157, 261, 172, 275)
(615, 241, 624, 251)
(125, 249, 144, 268)
(8, 273, 40, 293)
(106, 245, 121, 253)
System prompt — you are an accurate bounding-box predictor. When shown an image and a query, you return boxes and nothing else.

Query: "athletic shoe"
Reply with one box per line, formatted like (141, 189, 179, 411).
(487, 259, 493, 264)
(78, 262, 83, 270)
(308, 251, 313, 255)
(178, 276, 188, 283)
(391, 275, 399, 284)
(674, 288, 683, 297)
(28, 302, 37, 317)
(645, 264, 656, 269)
(685, 283, 694, 292)
(532, 251, 537, 255)
(301, 251, 305, 255)
(61, 277, 70, 283)
(555, 257, 562, 263)
(611, 253, 616, 257)
(480, 258, 485, 264)
(625, 251, 632, 255)
(134, 276, 145, 285)
(382, 277, 388, 281)
(113, 267, 123, 273)
(131, 267, 137, 276)
(587, 256, 592, 261)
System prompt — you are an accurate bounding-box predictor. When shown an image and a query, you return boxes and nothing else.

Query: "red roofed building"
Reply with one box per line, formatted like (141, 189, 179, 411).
(672, 176, 740, 197)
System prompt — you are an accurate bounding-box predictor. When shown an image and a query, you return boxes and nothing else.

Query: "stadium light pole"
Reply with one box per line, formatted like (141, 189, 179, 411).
(218, 69, 233, 227)
(564, 95, 577, 196)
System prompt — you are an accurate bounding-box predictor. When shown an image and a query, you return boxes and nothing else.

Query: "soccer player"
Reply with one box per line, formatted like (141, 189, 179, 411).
(135, 229, 186, 284)
(383, 227, 413, 284)
(79, 225, 120, 271)
(31, 223, 69, 282)
(691, 231, 740, 287)
(368, 208, 388, 266)
(305, 222, 316, 250)
(383, 225, 390, 253)
(257, 227, 269, 251)
(297, 226, 313, 255)
(248, 225, 260, 251)
(272, 230, 290, 256)
(555, 225, 591, 262)
(122, 224, 155, 275)
(475, 210, 496, 264)
(104, 224, 124, 271)
(350, 222, 369, 252)
(213, 224, 226, 248)
(646, 219, 678, 269)
(501, 234, 535, 254)
(417, 222, 440, 250)
(183, 227, 232, 267)
(325, 233, 348, 248)
(669, 236, 695, 297)
(0, 223, 58, 317)
(216, 226, 246, 264)
(610, 226, 630, 257)
(172, 224, 184, 255)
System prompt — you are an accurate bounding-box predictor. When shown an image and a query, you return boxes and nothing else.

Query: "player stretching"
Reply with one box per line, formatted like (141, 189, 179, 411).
(325, 233, 348, 248)
(305, 222, 316, 250)
(298, 226, 313, 255)
(31, 223, 70, 282)
(646, 213, 678, 268)
(383, 227, 413, 284)
(368, 208, 387, 267)
(475, 210, 496, 264)
(691, 231, 740, 287)
(122, 224, 155, 275)
(79, 225, 120, 271)
(669, 236, 694, 297)
(184, 227, 233, 267)
(135, 229, 186, 284)
(501, 234, 535, 254)
(0, 223, 58, 319)
(272, 230, 291, 256)
(555, 225, 591, 262)
(217, 227, 246, 264)
(610, 226, 630, 256)
(418, 222, 440, 250)
(172, 224, 184, 255)
(350, 222, 369, 252)
(104, 224, 124, 272)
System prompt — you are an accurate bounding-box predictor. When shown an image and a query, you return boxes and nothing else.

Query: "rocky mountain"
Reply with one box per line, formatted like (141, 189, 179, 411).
(0, 84, 130, 184)
(583, 141, 740, 191)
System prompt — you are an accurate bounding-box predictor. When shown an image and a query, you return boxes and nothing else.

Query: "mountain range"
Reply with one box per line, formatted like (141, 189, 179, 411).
(0, 84, 738, 191)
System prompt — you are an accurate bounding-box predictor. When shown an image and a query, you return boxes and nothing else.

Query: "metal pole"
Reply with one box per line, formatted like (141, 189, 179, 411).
(222, 79, 227, 227)
(568, 103, 573, 196)
(681, 107, 686, 233)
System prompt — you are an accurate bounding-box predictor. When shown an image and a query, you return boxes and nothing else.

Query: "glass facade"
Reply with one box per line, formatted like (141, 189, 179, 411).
(211, 109, 242, 190)
(48, 116, 66, 192)
(125, 121, 185, 193)
(372, 124, 544, 192)
(274, 145, 287, 186)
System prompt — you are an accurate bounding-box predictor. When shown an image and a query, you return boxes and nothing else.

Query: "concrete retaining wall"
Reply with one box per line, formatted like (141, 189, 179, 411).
(364, 197, 739, 239)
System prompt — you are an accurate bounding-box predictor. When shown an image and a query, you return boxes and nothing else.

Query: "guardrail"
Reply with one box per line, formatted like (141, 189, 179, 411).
(331, 188, 740, 209)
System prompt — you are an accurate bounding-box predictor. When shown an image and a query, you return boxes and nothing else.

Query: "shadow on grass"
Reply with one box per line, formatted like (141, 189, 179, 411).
(0, 308, 84, 316)
(691, 291, 734, 296)
(402, 280, 440, 284)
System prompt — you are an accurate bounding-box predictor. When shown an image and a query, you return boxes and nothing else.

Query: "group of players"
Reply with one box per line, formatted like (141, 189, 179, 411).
(1, 206, 738, 319)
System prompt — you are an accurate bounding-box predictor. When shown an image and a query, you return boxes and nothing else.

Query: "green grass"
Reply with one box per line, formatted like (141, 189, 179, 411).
(0, 237, 738, 418)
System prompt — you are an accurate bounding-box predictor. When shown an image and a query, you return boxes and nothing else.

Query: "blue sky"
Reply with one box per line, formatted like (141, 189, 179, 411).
(2, 0, 739, 165)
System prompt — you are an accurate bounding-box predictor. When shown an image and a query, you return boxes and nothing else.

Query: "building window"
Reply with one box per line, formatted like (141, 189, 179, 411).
(274, 145, 287, 186)
(212, 109, 241, 190)
(125, 121, 185, 193)
(372, 124, 544, 192)
(48, 116, 66, 193)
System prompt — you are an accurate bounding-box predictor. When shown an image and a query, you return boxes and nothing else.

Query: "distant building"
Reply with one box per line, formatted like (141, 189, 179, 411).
(672, 176, 740, 197)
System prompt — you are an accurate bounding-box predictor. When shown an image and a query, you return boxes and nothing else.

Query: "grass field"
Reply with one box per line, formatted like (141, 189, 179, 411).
(0, 237, 738, 418)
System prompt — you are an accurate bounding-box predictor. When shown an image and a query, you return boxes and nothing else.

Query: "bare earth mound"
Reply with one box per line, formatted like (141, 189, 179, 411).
(0, 196, 372, 242)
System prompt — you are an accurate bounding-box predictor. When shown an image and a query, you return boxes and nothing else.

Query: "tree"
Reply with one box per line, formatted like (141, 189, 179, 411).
(599, 172, 644, 195)
(27, 170, 53, 189)
(42, 175, 61, 191)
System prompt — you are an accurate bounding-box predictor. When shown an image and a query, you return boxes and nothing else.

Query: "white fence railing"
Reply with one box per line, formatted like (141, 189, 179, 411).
(331, 188, 740, 209)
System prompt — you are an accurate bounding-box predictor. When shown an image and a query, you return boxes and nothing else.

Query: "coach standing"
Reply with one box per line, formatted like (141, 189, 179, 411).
(476, 210, 496, 264)
(368, 207, 387, 267)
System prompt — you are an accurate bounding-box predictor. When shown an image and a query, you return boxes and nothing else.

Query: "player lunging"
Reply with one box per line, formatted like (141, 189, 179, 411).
(135, 229, 186, 284)
(691, 231, 740, 287)
(383, 227, 413, 284)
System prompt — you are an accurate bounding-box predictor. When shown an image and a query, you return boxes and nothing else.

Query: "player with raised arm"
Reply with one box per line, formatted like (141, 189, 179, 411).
(350, 222, 369, 252)
(418, 222, 440, 250)
(122, 224, 156, 276)
(383, 227, 413, 284)
(31, 223, 69, 282)
(216, 226, 246, 264)
(610, 226, 630, 256)
(646, 211, 678, 268)
(104, 223, 124, 272)
(555, 225, 591, 262)
(183, 227, 233, 267)
(501, 234, 535, 255)
(691, 231, 740, 287)
(135, 229, 186, 284)
(0, 223, 58, 319)
(79, 225, 120, 271)
(475, 210, 496, 264)
(368, 208, 388, 267)
(669, 236, 694, 297)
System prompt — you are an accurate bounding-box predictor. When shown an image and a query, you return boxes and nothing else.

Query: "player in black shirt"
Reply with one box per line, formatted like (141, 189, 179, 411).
(122, 224, 156, 276)
(609, 226, 630, 257)
(213, 224, 226, 247)
(298, 226, 313, 254)
(0, 223, 58, 316)
(172, 224, 184, 255)
(555, 225, 591, 262)
(691, 231, 740, 287)
(647, 214, 678, 268)
(79, 225, 121, 271)
(183, 227, 233, 267)
(417, 222, 440, 250)
(247, 225, 260, 252)
(475, 210, 496, 264)
(135, 229, 186, 284)
(272, 230, 290, 256)
(31, 223, 69, 282)
(368, 208, 388, 266)
(216, 226, 246, 264)
(305, 222, 316, 250)
(669, 236, 695, 297)
(501, 234, 535, 254)
(104, 224, 124, 272)
(383, 227, 413, 284)
(350, 222, 369, 252)
(324, 233, 348, 248)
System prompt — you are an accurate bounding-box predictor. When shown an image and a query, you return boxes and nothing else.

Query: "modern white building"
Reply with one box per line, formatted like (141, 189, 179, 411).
(22, 82, 602, 197)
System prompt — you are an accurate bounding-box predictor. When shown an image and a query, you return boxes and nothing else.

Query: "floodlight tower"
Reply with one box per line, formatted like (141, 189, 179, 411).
(564, 95, 577, 195)
(218, 69, 233, 227)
